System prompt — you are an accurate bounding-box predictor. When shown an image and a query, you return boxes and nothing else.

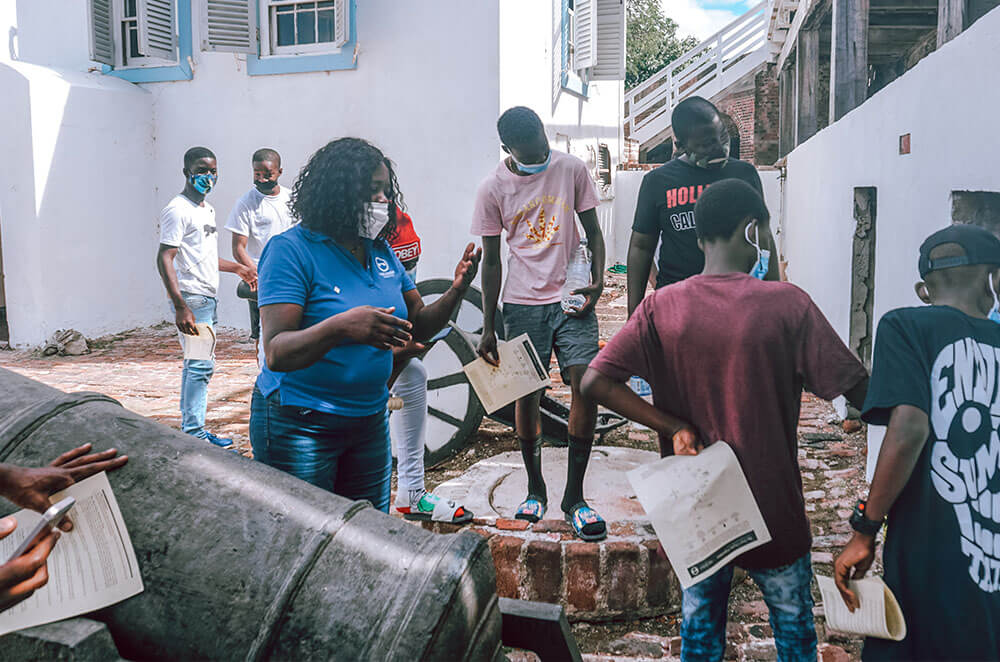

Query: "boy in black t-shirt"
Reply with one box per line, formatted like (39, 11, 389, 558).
(626, 96, 775, 316)
(834, 224, 1000, 660)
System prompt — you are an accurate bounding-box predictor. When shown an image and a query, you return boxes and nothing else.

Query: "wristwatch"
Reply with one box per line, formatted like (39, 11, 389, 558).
(849, 500, 884, 536)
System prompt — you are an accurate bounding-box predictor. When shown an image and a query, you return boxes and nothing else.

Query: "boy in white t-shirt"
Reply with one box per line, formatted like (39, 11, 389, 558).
(226, 148, 296, 351)
(471, 106, 608, 541)
(156, 146, 256, 448)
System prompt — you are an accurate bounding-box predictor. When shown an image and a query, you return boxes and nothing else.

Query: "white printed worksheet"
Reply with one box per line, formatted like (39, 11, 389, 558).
(0, 472, 144, 635)
(628, 441, 771, 589)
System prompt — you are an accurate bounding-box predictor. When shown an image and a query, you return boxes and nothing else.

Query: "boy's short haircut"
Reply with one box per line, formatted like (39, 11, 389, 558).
(184, 146, 216, 169)
(695, 178, 770, 242)
(497, 106, 545, 149)
(672, 96, 721, 145)
(252, 148, 281, 166)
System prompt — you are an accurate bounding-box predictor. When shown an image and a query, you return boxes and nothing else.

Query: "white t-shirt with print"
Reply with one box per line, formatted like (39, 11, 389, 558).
(159, 194, 219, 298)
(224, 186, 295, 263)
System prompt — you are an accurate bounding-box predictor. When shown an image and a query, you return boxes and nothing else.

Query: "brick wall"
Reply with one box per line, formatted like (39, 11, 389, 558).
(753, 63, 780, 166)
(717, 92, 757, 162)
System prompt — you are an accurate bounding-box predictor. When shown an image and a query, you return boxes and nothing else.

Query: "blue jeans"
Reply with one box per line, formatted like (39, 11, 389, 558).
(249, 386, 392, 512)
(681, 554, 817, 662)
(179, 293, 217, 436)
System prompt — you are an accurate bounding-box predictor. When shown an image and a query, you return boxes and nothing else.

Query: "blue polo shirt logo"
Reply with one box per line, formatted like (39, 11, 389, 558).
(374, 256, 394, 278)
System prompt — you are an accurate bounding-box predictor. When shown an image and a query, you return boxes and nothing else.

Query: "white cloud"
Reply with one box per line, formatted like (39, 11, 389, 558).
(661, 0, 744, 41)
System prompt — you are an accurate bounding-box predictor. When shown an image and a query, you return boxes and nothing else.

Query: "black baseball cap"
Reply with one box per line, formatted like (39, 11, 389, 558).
(918, 224, 1000, 278)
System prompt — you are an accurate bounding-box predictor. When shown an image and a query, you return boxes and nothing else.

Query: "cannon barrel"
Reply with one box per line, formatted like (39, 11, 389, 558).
(0, 367, 501, 661)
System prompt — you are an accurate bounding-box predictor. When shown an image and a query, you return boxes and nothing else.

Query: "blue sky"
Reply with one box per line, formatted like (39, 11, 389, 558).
(662, 0, 757, 40)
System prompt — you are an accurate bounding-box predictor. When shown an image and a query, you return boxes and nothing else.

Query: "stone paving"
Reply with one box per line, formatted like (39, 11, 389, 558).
(0, 273, 873, 660)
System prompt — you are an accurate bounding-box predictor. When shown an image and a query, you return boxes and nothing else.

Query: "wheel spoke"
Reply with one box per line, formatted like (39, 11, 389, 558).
(428, 406, 466, 429)
(428, 372, 468, 390)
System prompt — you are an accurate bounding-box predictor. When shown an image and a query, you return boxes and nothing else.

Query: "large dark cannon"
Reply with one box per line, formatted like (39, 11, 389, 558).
(0, 368, 501, 661)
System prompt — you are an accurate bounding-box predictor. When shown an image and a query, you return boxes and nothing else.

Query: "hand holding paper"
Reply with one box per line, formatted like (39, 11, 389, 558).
(463, 333, 550, 414)
(627, 442, 771, 589)
(817, 575, 906, 641)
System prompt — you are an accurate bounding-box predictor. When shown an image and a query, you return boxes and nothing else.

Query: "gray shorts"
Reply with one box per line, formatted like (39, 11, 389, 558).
(503, 302, 599, 385)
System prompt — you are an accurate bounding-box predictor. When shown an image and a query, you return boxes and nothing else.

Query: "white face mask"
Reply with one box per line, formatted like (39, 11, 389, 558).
(360, 202, 390, 239)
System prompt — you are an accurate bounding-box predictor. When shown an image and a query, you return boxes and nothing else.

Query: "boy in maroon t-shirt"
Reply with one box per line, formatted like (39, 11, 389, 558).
(581, 179, 869, 661)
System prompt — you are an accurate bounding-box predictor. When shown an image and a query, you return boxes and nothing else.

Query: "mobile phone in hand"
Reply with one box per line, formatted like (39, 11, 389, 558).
(5, 497, 75, 563)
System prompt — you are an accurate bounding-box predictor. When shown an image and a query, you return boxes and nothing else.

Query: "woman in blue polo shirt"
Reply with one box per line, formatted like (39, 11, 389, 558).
(249, 138, 481, 512)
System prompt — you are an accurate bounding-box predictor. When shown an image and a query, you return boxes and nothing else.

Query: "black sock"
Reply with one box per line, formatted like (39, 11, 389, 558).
(562, 435, 593, 512)
(518, 436, 547, 501)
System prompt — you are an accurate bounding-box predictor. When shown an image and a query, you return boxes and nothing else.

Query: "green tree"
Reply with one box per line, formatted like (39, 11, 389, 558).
(626, 0, 699, 89)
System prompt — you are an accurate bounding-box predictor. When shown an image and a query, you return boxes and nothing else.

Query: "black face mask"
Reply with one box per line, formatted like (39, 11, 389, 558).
(255, 180, 278, 194)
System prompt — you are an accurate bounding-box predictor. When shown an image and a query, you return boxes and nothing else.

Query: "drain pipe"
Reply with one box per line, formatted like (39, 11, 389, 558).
(773, 155, 788, 281)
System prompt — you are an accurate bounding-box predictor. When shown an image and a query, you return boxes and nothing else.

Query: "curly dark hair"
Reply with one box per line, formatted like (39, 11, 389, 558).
(289, 138, 404, 243)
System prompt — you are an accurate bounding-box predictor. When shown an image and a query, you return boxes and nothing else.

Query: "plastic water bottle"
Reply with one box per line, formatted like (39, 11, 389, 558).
(629, 376, 653, 431)
(561, 240, 591, 313)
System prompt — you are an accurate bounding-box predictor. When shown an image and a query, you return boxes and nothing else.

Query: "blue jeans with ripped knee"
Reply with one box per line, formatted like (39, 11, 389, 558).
(681, 554, 817, 662)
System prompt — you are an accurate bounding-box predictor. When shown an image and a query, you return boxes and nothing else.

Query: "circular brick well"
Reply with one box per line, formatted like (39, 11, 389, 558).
(423, 447, 682, 621)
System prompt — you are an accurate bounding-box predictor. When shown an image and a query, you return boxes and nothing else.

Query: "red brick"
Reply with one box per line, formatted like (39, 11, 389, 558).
(606, 541, 641, 612)
(842, 419, 863, 434)
(643, 540, 678, 609)
(565, 543, 600, 613)
(489, 535, 523, 599)
(467, 527, 494, 539)
(524, 540, 563, 604)
(819, 644, 851, 662)
(608, 521, 635, 537)
(533, 519, 572, 534)
(496, 518, 530, 531)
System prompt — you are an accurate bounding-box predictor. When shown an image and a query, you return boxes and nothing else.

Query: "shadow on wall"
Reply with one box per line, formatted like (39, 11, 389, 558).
(0, 62, 162, 346)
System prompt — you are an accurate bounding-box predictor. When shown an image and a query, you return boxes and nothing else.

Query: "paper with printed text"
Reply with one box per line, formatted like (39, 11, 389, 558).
(463, 333, 551, 414)
(627, 441, 771, 589)
(0, 472, 144, 635)
(180, 323, 215, 361)
(817, 575, 906, 641)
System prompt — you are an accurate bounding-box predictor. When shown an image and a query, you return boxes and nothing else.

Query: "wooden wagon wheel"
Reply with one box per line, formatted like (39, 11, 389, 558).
(396, 280, 505, 466)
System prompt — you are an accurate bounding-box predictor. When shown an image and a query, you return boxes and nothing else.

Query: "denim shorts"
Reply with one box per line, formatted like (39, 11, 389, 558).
(503, 302, 599, 384)
(249, 386, 392, 512)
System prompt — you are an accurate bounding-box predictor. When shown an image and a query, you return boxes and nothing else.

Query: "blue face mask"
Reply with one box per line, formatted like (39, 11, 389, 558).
(745, 223, 771, 280)
(511, 150, 551, 175)
(189, 173, 217, 195)
(989, 275, 1000, 323)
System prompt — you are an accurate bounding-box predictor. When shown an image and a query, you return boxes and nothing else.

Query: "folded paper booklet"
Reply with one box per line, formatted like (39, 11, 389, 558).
(462, 333, 550, 414)
(0, 472, 144, 636)
(627, 441, 771, 589)
(180, 323, 215, 361)
(817, 575, 907, 641)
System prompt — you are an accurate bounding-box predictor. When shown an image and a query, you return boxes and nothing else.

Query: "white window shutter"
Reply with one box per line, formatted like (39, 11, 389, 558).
(573, 0, 596, 71)
(552, 0, 566, 102)
(88, 0, 115, 65)
(201, 0, 256, 53)
(591, 0, 625, 81)
(334, 0, 349, 47)
(138, 0, 178, 61)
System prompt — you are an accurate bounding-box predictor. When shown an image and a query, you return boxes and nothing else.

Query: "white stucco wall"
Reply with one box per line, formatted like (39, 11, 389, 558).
(780, 6, 1000, 477)
(0, 61, 158, 347)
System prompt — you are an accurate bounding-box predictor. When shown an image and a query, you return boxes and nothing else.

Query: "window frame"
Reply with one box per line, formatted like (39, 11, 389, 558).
(101, 0, 193, 83)
(248, 0, 357, 77)
(560, 0, 589, 98)
(113, 0, 178, 69)
(260, 0, 346, 59)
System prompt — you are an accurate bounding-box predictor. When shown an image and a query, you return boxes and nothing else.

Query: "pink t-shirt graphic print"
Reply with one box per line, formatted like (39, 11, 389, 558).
(471, 150, 601, 305)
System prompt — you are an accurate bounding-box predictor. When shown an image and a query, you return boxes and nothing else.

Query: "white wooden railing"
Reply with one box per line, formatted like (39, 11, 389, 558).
(624, 0, 771, 148)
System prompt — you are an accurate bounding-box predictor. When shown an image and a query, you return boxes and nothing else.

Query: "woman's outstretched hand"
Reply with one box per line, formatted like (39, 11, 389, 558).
(452, 243, 482, 293)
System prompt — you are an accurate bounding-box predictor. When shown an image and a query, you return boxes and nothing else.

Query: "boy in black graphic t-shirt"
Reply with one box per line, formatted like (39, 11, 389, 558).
(627, 96, 774, 315)
(834, 224, 1000, 660)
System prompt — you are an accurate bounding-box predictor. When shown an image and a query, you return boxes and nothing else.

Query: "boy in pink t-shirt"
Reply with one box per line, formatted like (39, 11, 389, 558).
(471, 106, 608, 541)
